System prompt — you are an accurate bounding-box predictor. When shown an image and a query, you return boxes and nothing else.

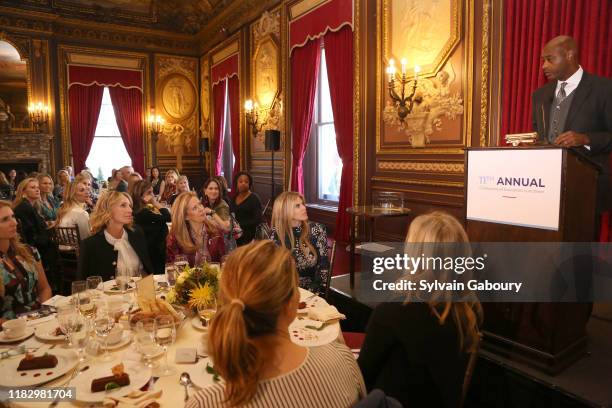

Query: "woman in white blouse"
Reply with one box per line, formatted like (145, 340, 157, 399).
(56, 180, 90, 241)
(78, 191, 153, 281)
(186, 241, 365, 408)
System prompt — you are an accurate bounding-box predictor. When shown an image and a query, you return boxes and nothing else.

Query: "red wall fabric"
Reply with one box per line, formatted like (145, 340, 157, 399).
(324, 27, 354, 243)
(289, 0, 353, 55)
(68, 65, 142, 90)
(501, 0, 612, 241)
(290, 39, 321, 193)
(213, 80, 227, 176)
(227, 76, 241, 180)
(68, 85, 104, 173)
(109, 87, 145, 175)
(211, 54, 239, 86)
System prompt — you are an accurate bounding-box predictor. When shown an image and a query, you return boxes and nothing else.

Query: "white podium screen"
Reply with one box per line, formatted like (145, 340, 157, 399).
(466, 149, 562, 230)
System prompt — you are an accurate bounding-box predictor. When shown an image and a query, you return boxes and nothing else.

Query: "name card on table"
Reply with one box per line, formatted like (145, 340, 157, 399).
(466, 149, 562, 230)
(136, 274, 156, 303)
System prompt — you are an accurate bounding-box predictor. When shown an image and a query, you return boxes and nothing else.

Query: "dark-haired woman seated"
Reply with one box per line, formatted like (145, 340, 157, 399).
(166, 192, 225, 266)
(0, 200, 52, 321)
(131, 180, 171, 275)
(186, 241, 365, 408)
(358, 211, 483, 408)
(78, 191, 154, 281)
(230, 171, 263, 246)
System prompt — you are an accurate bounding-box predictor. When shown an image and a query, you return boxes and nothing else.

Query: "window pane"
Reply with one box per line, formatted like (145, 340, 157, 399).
(317, 123, 342, 202)
(319, 49, 334, 123)
(86, 87, 132, 180)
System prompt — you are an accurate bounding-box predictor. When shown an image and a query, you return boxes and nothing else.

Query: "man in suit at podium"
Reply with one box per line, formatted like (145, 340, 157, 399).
(532, 36, 612, 224)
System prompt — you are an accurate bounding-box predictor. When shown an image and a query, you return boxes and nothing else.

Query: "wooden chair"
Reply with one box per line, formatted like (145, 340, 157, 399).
(323, 241, 337, 301)
(461, 332, 483, 407)
(49, 225, 81, 295)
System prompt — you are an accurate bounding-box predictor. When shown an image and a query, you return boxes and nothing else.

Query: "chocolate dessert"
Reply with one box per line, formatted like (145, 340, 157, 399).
(90, 363, 130, 392)
(17, 353, 58, 371)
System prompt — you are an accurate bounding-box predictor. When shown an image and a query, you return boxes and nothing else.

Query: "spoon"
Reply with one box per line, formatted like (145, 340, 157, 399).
(179, 372, 191, 401)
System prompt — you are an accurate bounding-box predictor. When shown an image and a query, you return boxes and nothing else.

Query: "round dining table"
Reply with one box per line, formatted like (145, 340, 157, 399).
(4, 276, 341, 407)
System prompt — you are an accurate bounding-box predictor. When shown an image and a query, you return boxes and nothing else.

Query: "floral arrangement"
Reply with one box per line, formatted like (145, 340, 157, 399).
(165, 262, 220, 310)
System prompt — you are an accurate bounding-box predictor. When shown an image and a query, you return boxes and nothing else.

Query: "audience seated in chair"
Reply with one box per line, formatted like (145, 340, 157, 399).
(230, 171, 263, 247)
(37, 174, 60, 223)
(358, 211, 483, 408)
(185, 240, 365, 408)
(56, 180, 90, 242)
(0, 200, 52, 321)
(78, 191, 153, 281)
(166, 191, 225, 266)
(271, 191, 329, 295)
(131, 180, 171, 275)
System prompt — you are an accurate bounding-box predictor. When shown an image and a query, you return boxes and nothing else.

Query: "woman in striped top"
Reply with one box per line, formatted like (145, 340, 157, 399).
(186, 241, 365, 408)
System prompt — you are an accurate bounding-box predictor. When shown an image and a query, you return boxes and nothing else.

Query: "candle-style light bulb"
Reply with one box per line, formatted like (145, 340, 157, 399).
(400, 58, 407, 75)
(244, 99, 253, 112)
(414, 65, 421, 80)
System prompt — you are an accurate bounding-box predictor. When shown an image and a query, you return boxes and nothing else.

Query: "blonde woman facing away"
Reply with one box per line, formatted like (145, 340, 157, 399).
(271, 192, 329, 294)
(186, 241, 365, 408)
(358, 211, 483, 408)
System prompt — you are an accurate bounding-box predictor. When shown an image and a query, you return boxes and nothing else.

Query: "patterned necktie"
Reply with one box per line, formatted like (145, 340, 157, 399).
(556, 81, 567, 102)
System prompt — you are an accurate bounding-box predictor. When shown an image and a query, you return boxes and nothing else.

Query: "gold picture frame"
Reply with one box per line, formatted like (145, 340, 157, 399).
(159, 73, 197, 122)
(253, 34, 280, 110)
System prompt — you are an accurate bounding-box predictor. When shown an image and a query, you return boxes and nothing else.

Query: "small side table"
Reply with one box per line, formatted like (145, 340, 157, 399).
(346, 206, 411, 288)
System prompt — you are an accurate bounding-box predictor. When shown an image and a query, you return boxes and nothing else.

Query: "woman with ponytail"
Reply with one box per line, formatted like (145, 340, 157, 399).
(358, 211, 483, 408)
(186, 241, 365, 408)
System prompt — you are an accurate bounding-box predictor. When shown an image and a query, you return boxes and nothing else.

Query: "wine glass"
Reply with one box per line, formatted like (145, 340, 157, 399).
(174, 255, 189, 271)
(197, 297, 217, 329)
(93, 309, 115, 362)
(154, 315, 176, 376)
(86, 276, 103, 300)
(135, 318, 158, 369)
(71, 315, 88, 362)
(164, 263, 177, 286)
(56, 304, 78, 348)
(71, 280, 87, 307)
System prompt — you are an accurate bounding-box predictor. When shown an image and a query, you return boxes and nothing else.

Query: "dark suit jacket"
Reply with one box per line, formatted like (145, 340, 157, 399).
(78, 225, 154, 281)
(532, 72, 612, 211)
(134, 207, 170, 275)
(13, 200, 49, 248)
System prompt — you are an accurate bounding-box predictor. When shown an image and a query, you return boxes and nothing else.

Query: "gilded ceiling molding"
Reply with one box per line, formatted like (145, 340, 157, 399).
(480, 0, 490, 147)
(377, 161, 464, 173)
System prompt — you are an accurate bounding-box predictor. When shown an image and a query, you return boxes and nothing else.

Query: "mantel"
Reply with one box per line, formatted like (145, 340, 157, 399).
(0, 132, 54, 174)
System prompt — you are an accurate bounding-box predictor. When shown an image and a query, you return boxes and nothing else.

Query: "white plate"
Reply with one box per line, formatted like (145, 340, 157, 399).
(127, 342, 164, 359)
(0, 327, 34, 343)
(70, 360, 151, 403)
(185, 357, 217, 389)
(34, 321, 66, 341)
(191, 316, 210, 331)
(289, 316, 340, 347)
(0, 348, 78, 387)
(98, 331, 132, 350)
(298, 287, 314, 302)
(103, 280, 136, 294)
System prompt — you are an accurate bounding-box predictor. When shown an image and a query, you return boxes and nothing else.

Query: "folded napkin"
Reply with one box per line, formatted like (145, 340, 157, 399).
(102, 388, 162, 408)
(307, 305, 346, 322)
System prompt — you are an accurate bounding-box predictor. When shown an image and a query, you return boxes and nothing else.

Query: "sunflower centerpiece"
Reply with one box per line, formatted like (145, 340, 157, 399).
(165, 262, 220, 311)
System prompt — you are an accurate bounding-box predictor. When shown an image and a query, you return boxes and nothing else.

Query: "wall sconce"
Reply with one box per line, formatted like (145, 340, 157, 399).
(244, 95, 279, 136)
(386, 58, 421, 123)
(148, 113, 165, 164)
(28, 102, 49, 132)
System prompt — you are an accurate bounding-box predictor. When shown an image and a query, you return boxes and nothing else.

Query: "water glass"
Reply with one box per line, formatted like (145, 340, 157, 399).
(154, 315, 176, 376)
(86, 276, 103, 299)
(93, 310, 115, 362)
(174, 255, 189, 271)
(56, 305, 78, 347)
(135, 318, 158, 369)
(71, 280, 87, 306)
(164, 263, 177, 286)
(197, 298, 217, 329)
(71, 315, 88, 362)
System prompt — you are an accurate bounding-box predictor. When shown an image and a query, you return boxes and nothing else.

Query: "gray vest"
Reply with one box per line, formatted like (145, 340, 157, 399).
(547, 90, 576, 143)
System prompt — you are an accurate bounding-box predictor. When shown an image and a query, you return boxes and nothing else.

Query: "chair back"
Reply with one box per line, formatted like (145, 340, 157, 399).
(50, 225, 81, 256)
(324, 241, 337, 301)
(255, 222, 272, 240)
(460, 332, 482, 407)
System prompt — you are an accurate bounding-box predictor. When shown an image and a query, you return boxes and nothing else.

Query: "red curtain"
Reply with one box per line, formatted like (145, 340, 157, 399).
(227, 76, 241, 180)
(213, 80, 227, 176)
(501, 0, 612, 241)
(109, 87, 145, 174)
(290, 39, 321, 193)
(68, 84, 104, 173)
(324, 27, 354, 243)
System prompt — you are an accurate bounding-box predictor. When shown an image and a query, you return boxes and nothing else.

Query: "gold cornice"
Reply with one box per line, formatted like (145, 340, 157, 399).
(480, 0, 490, 147)
(371, 176, 464, 190)
(377, 161, 464, 173)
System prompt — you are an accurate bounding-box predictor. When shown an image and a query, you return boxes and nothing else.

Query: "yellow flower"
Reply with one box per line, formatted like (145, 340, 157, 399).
(165, 289, 177, 304)
(176, 271, 189, 285)
(188, 283, 214, 309)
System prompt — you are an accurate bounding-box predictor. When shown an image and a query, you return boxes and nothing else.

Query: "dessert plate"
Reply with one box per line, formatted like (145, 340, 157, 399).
(0, 348, 78, 387)
(0, 327, 34, 343)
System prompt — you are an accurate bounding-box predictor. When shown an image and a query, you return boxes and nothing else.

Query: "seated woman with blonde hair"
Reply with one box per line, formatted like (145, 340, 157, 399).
(271, 191, 329, 294)
(56, 180, 91, 241)
(186, 240, 365, 408)
(166, 192, 225, 266)
(0, 200, 52, 321)
(78, 191, 154, 281)
(358, 211, 483, 408)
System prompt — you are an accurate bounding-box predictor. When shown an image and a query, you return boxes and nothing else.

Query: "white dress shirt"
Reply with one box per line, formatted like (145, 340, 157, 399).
(104, 229, 142, 277)
(555, 66, 583, 98)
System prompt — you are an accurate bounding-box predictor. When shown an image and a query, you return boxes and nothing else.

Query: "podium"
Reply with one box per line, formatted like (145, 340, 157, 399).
(465, 146, 598, 374)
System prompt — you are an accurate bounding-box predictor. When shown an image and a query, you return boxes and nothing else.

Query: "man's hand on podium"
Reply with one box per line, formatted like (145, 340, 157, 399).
(554, 131, 590, 147)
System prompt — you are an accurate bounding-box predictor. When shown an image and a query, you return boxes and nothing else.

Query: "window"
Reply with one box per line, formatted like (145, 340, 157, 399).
(86, 87, 132, 180)
(304, 46, 342, 205)
(220, 80, 234, 185)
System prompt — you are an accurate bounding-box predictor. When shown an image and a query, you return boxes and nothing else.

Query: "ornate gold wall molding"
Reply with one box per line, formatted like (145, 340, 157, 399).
(480, 0, 490, 147)
(377, 161, 464, 173)
(371, 176, 464, 190)
(57, 45, 150, 167)
(353, 0, 361, 210)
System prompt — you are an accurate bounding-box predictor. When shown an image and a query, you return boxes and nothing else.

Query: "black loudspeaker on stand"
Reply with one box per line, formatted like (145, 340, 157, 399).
(264, 130, 281, 213)
(199, 137, 210, 185)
